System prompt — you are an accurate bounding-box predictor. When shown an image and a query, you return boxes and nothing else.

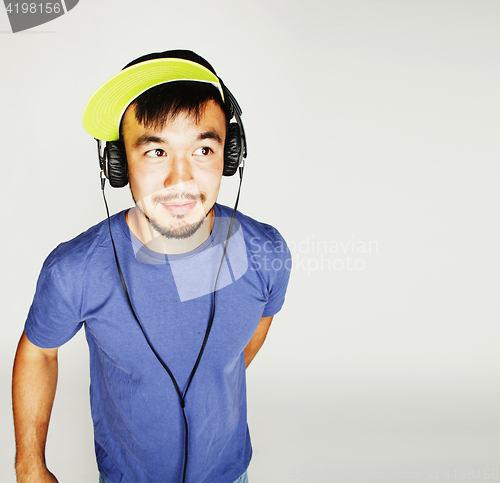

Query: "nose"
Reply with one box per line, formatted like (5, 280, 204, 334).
(164, 153, 194, 190)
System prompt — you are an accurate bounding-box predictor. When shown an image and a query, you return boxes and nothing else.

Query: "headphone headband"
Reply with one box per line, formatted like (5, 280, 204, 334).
(87, 50, 247, 184)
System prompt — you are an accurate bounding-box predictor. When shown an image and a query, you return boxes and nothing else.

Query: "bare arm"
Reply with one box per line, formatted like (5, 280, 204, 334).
(244, 316, 274, 368)
(12, 331, 59, 482)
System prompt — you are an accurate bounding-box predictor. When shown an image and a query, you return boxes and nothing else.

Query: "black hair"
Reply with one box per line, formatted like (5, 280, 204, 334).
(123, 81, 229, 136)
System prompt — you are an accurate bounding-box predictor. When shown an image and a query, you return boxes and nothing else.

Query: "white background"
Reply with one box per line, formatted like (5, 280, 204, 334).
(1, 1, 499, 482)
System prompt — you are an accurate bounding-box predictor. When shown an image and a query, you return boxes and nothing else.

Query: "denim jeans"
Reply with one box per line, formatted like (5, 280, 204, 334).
(99, 470, 248, 483)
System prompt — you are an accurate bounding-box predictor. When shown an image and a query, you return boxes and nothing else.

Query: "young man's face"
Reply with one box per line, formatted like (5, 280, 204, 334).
(121, 100, 226, 239)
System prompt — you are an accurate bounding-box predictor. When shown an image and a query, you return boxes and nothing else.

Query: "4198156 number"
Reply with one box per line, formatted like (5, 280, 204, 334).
(5, 3, 62, 14)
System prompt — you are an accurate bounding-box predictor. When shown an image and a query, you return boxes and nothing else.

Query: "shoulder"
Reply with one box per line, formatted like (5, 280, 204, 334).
(215, 204, 291, 279)
(42, 211, 125, 276)
(216, 203, 289, 250)
(215, 205, 292, 314)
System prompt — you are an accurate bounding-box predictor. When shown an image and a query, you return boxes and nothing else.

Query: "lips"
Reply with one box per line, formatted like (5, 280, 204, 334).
(161, 200, 198, 215)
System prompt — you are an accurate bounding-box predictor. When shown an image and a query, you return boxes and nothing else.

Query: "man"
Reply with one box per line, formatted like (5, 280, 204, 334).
(12, 50, 291, 483)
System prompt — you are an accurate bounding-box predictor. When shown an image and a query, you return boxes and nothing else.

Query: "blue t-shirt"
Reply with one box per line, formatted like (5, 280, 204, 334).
(25, 204, 291, 483)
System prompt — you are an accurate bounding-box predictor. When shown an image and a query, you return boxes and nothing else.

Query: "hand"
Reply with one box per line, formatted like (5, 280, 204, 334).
(41, 469, 59, 482)
(16, 467, 59, 482)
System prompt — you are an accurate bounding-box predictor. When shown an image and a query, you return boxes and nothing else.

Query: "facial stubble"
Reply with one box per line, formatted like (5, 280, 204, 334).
(130, 188, 212, 239)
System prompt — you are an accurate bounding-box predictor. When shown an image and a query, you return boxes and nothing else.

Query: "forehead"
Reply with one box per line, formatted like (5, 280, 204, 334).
(121, 99, 226, 138)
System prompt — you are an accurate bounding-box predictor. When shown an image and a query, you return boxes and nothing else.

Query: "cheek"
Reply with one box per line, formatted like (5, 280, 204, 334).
(128, 175, 154, 203)
(212, 156, 225, 181)
(128, 164, 160, 194)
(201, 166, 223, 197)
(193, 157, 222, 184)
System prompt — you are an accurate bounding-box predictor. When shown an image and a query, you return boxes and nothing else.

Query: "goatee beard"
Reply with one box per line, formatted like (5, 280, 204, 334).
(131, 189, 210, 240)
(143, 211, 207, 239)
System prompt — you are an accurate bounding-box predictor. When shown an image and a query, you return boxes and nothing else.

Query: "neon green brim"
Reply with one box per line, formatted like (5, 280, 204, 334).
(82, 58, 223, 142)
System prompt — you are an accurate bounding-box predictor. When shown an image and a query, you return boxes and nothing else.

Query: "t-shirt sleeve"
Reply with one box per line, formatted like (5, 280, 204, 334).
(261, 228, 292, 317)
(25, 247, 84, 349)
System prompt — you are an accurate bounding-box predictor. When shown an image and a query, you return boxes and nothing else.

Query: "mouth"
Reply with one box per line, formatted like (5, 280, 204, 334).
(161, 200, 199, 215)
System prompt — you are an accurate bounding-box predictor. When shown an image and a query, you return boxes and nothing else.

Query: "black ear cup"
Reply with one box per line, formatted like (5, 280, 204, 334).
(106, 141, 128, 188)
(223, 122, 242, 177)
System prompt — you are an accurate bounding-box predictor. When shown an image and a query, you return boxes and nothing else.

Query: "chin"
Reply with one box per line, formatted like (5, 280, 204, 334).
(150, 214, 207, 240)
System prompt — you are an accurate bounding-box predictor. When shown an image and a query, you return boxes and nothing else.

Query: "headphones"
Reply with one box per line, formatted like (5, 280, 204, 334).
(98, 84, 247, 188)
(93, 53, 248, 483)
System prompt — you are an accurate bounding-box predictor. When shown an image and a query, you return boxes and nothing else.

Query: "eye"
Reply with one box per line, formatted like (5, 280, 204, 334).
(146, 148, 166, 158)
(194, 146, 213, 156)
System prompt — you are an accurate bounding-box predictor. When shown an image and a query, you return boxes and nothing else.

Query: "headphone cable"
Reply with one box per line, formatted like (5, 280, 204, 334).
(101, 165, 244, 483)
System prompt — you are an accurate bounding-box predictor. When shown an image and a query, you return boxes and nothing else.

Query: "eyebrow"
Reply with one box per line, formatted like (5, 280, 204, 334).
(197, 131, 223, 144)
(133, 135, 165, 148)
(132, 131, 223, 148)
